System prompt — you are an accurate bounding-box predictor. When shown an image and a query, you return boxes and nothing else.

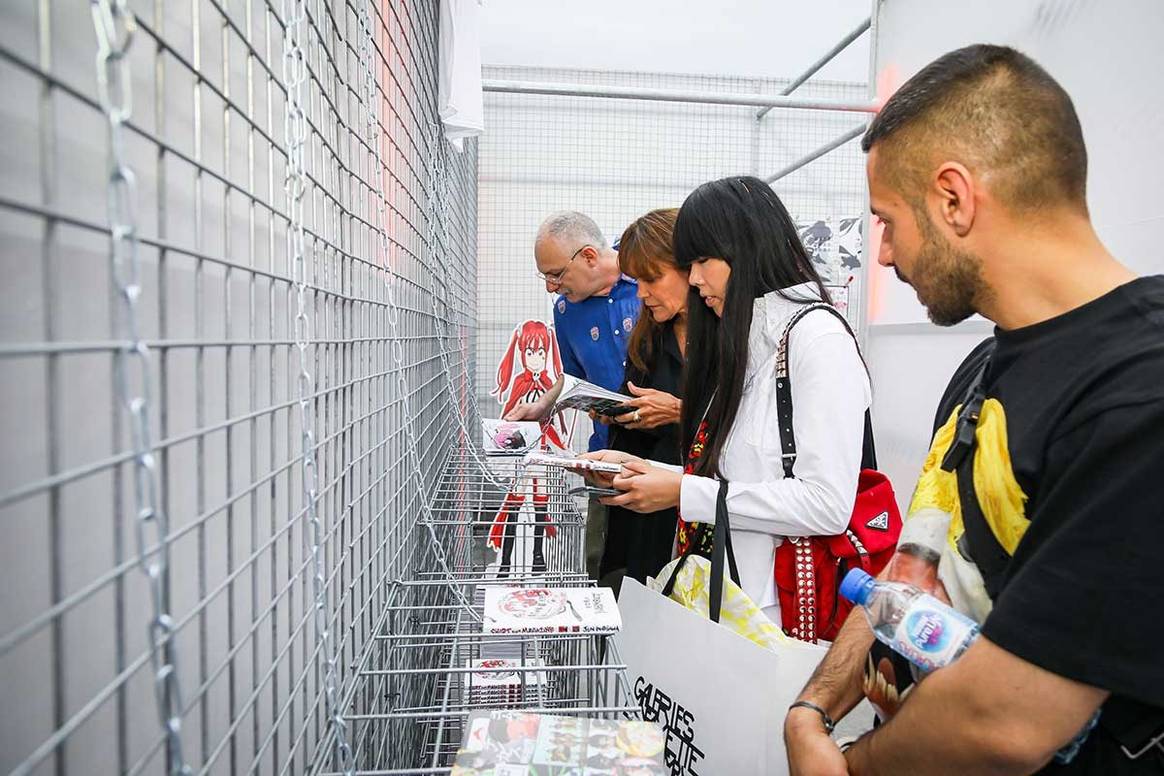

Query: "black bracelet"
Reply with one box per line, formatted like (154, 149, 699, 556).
(788, 700, 836, 734)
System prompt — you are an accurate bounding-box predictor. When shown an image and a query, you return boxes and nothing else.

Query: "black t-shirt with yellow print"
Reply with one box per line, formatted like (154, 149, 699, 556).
(864, 275, 1164, 774)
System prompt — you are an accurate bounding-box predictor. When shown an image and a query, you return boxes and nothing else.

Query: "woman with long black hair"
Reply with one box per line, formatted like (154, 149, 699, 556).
(588, 176, 870, 624)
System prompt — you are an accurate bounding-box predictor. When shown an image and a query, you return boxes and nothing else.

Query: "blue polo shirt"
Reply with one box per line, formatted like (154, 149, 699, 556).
(552, 275, 640, 450)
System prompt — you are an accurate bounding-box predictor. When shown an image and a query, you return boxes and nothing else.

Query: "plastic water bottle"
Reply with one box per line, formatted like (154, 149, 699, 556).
(840, 568, 1098, 763)
(839, 568, 979, 672)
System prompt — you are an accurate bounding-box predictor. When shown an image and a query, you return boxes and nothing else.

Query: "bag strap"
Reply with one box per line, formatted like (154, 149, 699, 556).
(862, 411, 877, 471)
(774, 302, 876, 477)
(662, 479, 739, 623)
(775, 302, 872, 642)
(939, 352, 992, 473)
(937, 344, 1011, 599)
(708, 479, 739, 622)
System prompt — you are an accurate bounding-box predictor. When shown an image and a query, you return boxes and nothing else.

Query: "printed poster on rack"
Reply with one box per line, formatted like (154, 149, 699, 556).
(487, 320, 569, 578)
(452, 710, 667, 774)
(798, 216, 864, 282)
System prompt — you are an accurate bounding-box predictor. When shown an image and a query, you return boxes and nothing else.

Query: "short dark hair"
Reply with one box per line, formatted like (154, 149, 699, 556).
(862, 44, 1088, 212)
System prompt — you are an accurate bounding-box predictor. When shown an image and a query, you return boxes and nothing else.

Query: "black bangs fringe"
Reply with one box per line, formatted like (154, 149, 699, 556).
(673, 184, 736, 269)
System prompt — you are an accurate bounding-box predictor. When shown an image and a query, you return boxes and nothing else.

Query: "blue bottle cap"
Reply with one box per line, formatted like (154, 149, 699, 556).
(840, 568, 876, 606)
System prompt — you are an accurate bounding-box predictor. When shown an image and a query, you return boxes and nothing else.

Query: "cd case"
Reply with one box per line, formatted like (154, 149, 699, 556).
(464, 658, 546, 709)
(482, 587, 622, 634)
(567, 485, 620, 498)
(522, 451, 623, 475)
(482, 419, 544, 455)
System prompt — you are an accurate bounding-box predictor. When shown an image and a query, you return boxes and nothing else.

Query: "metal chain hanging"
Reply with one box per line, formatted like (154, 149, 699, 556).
(356, 0, 481, 620)
(280, 0, 354, 771)
(89, 1, 192, 773)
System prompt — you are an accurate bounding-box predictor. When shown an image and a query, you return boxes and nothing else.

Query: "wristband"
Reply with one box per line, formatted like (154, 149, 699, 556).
(788, 700, 836, 734)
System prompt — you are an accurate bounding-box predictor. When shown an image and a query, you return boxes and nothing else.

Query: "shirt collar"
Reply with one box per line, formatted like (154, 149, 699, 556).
(556, 274, 637, 309)
(591, 274, 638, 301)
(743, 283, 822, 385)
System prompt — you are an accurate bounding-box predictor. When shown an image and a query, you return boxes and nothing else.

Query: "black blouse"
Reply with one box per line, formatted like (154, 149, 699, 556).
(600, 324, 684, 585)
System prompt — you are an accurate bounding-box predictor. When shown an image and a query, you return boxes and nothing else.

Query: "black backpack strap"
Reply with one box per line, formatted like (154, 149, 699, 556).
(662, 479, 739, 623)
(953, 453, 1011, 599)
(775, 302, 876, 478)
(939, 355, 991, 473)
(938, 346, 1010, 598)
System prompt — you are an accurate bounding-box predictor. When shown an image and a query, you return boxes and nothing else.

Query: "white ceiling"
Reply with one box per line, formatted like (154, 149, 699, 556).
(479, 0, 873, 82)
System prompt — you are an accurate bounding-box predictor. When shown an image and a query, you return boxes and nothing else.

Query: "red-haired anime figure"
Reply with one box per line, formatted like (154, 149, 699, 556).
(488, 320, 566, 576)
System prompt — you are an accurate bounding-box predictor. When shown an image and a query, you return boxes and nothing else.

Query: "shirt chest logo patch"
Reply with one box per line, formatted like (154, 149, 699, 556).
(866, 511, 890, 531)
(622, 316, 633, 332)
(557, 300, 566, 314)
(590, 326, 600, 341)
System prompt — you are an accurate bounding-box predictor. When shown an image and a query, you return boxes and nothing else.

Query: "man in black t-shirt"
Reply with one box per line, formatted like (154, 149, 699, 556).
(784, 45, 1164, 775)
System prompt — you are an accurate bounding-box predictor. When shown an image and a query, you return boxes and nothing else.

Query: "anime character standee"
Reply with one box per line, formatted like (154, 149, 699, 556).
(488, 320, 567, 576)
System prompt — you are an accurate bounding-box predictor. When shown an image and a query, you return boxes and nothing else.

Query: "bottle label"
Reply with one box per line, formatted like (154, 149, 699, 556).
(892, 601, 978, 671)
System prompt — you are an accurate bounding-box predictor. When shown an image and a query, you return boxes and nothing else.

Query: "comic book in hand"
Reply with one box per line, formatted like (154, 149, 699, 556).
(551, 375, 634, 417)
(483, 419, 544, 455)
(482, 586, 622, 634)
(451, 710, 667, 775)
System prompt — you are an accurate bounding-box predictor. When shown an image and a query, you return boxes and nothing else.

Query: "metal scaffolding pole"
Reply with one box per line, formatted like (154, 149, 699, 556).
(763, 123, 867, 183)
(482, 79, 878, 114)
(755, 16, 873, 119)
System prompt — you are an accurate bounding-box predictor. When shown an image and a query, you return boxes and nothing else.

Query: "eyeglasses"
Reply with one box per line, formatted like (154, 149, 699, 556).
(536, 245, 590, 285)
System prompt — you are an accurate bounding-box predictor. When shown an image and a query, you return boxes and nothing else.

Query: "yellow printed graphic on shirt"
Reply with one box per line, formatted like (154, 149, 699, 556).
(867, 399, 1030, 723)
(910, 399, 1030, 556)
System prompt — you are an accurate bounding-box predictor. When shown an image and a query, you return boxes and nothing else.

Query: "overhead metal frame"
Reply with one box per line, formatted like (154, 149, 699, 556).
(764, 124, 867, 184)
(757, 13, 876, 185)
(482, 78, 877, 114)
(755, 16, 872, 119)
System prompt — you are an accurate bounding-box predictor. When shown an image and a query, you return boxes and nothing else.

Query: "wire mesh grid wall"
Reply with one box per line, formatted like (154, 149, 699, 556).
(476, 65, 870, 413)
(0, 0, 487, 772)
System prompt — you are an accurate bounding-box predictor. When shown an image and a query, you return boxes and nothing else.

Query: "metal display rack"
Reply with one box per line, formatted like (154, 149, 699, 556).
(327, 448, 639, 774)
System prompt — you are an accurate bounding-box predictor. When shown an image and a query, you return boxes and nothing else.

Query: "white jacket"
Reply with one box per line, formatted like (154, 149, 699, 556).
(676, 284, 871, 616)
